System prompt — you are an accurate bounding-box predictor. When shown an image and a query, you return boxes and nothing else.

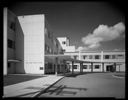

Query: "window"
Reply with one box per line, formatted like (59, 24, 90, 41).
(62, 41, 66, 45)
(40, 67, 43, 70)
(8, 63, 11, 68)
(48, 63, 53, 69)
(8, 39, 15, 49)
(10, 22, 15, 31)
(112, 55, 116, 59)
(89, 55, 93, 59)
(94, 65, 100, 69)
(83, 65, 88, 69)
(104, 55, 110, 59)
(73, 65, 77, 69)
(117, 55, 124, 59)
(83, 55, 87, 59)
(74, 55, 78, 60)
(95, 55, 100, 59)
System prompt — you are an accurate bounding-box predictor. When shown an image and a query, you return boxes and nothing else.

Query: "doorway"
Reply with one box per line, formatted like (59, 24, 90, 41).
(106, 65, 115, 72)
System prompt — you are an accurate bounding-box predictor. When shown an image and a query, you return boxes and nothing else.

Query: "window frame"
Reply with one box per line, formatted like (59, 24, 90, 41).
(94, 65, 100, 69)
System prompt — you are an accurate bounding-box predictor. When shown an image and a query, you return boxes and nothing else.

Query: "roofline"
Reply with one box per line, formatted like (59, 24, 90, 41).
(65, 50, 125, 53)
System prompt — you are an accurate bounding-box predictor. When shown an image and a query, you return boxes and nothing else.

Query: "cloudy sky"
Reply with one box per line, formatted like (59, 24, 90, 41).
(7, 1, 125, 51)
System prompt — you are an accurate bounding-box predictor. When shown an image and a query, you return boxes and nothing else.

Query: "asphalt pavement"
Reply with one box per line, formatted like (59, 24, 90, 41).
(38, 72, 125, 98)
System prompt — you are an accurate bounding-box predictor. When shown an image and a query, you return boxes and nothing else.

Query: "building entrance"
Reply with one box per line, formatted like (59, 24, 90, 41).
(106, 65, 115, 72)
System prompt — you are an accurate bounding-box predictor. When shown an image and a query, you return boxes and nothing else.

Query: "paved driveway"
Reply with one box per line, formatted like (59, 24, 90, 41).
(38, 73, 125, 98)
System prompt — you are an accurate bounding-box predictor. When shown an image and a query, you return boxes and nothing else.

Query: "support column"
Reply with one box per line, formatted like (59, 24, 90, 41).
(72, 61, 74, 74)
(55, 57, 58, 75)
(119, 65, 120, 72)
(80, 62, 83, 73)
(102, 63, 104, 72)
(63, 60, 66, 75)
(113, 63, 116, 72)
(4, 8, 8, 75)
(91, 62, 93, 72)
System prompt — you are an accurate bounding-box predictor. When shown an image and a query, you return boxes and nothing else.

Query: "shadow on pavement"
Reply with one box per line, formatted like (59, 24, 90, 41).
(39, 84, 87, 97)
(57, 72, 114, 78)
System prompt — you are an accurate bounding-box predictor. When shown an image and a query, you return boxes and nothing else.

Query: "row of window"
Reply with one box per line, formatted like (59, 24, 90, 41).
(74, 54, 124, 60)
(8, 39, 15, 49)
(73, 65, 100, 69)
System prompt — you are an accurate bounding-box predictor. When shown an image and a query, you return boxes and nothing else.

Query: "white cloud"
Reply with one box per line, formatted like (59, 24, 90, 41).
(75, 46, 88, 51)
(76, 22, 125, 51)
(81, 22, 125, 50)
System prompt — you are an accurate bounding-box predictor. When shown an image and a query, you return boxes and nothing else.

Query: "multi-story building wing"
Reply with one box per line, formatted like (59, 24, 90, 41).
(64, 51, 125, 72)
(3, 8, 125, 75)
(3, 8, 24, 75)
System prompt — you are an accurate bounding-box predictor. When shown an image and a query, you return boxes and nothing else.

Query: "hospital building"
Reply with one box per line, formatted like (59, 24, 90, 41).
(3, 8, 125, 75)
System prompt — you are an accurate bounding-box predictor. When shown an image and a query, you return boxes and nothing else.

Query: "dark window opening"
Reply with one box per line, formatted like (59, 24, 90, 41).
(104, 55, 110, 59)
(112, 55, 116, 59)
(8, 63, 11, 68)
(8, 39, 15, 49)
(83, 55, 87, 59)
(74, 56, 78, 60)
(10, 22, 15, 31)
(95, 55, 100, 59)
(94, 65, 100, 69)
(89, 55, 92, 59)
(40, 67, 43, 70)
(83, 65, 88, 69)
(73, 65, 77, 69)
(62, 41, 66, 45)
(117, 55, 124, 59)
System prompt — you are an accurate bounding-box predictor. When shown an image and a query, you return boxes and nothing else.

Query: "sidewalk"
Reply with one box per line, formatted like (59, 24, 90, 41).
(3, 75, 64, 97)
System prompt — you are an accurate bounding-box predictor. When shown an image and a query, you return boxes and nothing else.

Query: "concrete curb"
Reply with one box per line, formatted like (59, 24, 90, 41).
(32, 76, 65, 97)
(112, 75, 125, 79)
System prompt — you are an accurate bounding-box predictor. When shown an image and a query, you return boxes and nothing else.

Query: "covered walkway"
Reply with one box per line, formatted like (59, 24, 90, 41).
(45, 54, 102, 75)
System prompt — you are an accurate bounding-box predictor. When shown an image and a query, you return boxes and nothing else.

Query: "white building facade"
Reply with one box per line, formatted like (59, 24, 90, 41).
(3, 8, 125, 75)
(57, 37, 75, 52)
(64, 51, 125, 72)
(3, 8, 24, 75)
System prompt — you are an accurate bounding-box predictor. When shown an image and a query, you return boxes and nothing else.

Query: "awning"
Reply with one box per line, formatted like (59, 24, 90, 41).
(8, 59, 21, 63)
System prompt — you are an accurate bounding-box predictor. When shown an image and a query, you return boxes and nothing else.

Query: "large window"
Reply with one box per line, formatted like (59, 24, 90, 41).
(94, 65, 100, 69)
(104, 55, 110, 59)
(95, 55, 100, 59)
(8, 39, 15, 49)
(83, 55, 87, 59)
(74, 55, 78, 60)
(117, 55, 124, 59)
(112, 55, 116, 59)
(73, 65, 77, 69)
(83, 65, 88, 69)
(89, 55, 93, 59)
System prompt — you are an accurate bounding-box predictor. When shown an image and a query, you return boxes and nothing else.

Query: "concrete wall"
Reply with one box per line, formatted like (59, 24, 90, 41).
(7, 9, 16, 60)
(15, 17, 24, 74)
(18, 15, 45, 74)
(120, 64, 125, 72)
